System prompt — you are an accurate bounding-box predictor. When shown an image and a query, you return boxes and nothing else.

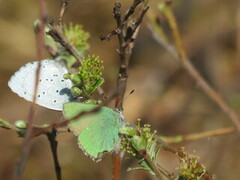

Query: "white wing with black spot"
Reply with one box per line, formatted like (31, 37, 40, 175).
(8, 59, 74, 111)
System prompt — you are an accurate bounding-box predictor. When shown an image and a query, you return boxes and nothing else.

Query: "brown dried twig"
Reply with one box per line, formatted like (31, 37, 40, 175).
(13, 1, 48, 179)
(161, 127, 236, 144)
(46, 129, 62, 180)
(236, 2, 240, 61)
(100, 1, 149, 179)
(147, 1, 240, 131)
(59, 0, 70, 27)
(48, 25, 83, 63)
(105, 0, 149, 110)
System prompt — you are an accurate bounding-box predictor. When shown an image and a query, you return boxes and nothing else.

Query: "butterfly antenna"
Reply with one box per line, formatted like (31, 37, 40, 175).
(116, 89, 135, 109)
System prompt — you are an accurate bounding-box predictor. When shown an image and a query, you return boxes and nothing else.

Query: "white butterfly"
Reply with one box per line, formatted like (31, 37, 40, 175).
(8, 59, 74, 111)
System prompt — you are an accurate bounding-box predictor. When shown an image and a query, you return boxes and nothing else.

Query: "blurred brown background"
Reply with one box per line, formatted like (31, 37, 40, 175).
(1, 0, 240, 179)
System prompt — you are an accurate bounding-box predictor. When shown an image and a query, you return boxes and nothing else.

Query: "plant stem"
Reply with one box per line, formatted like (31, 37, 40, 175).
(160, 127, 236, 143)
(113, 154, 121, 180)
(48, 26, 83, 62)
(59, 0, 70, 27)
(148, 1, 240, 131)
(109, 1, 149, 179)
(13, 1, 47, 179)
(145, 155, 165, 180)
(237, 2, 240, 61)
(46, 129, 62, 180)
(156, 163, 176, 180)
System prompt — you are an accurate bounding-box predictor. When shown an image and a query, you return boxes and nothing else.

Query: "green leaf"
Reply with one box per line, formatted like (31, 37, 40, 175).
(131, 135, 147, 151)
(127, 166, 151, 172)
(147, 139, 160, 162)
(0, 119, 12, 129)
(119, 126, 137, 137)
(84, 78, 104, 95)
(139, 159, 155, 174)
(127, 159, 155, 175)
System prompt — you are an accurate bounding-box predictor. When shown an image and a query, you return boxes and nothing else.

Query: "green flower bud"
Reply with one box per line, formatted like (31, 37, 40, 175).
(15, 120, 27, 129)
(70, 87, 83, 97)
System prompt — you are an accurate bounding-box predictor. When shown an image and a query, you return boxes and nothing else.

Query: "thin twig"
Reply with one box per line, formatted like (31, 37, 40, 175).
(147, 11, 178, 60)
(106, 1, 149, 180)
(59, 0, 70, 27)
(100, 1, 150, 179)
(144, 154, 165, 180)
(148, 2, 240, 131)
(13, 1, 47, 179)
(183, 61, 240, 131)
(160, 127, 236, 143)
(236, 2, 240, 61)
(99, 29, 119, 41)
(46, 129, 62, 180)
(156, 163, 176, 180)
(48, 25, 83, 62)
(113, 154, 121, 180)
(47, 25, 106, 101)
(112, 0, 148, 110)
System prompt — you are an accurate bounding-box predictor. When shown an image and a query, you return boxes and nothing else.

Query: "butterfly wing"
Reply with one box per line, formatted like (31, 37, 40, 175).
(78, 106, 121, 161)
(8, 60, 74, 111)
(64, 102, 121, 161)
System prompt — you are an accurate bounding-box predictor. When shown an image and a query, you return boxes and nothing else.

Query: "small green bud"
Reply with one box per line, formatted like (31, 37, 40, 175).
(63, 73, 71, 79)
(70, 87, 83, 97)
(97, 100, 102, 104)
(158, 3, 167, 13)
(33, 19, 42, 33)
(15, 120, 27, 129)
(70, 73, 82, 85)
(84, 99, 98, 105)
(65, 72, 82, 85)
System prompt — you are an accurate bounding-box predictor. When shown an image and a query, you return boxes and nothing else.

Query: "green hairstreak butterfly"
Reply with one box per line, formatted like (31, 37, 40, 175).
(63, 102, 124, 161)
